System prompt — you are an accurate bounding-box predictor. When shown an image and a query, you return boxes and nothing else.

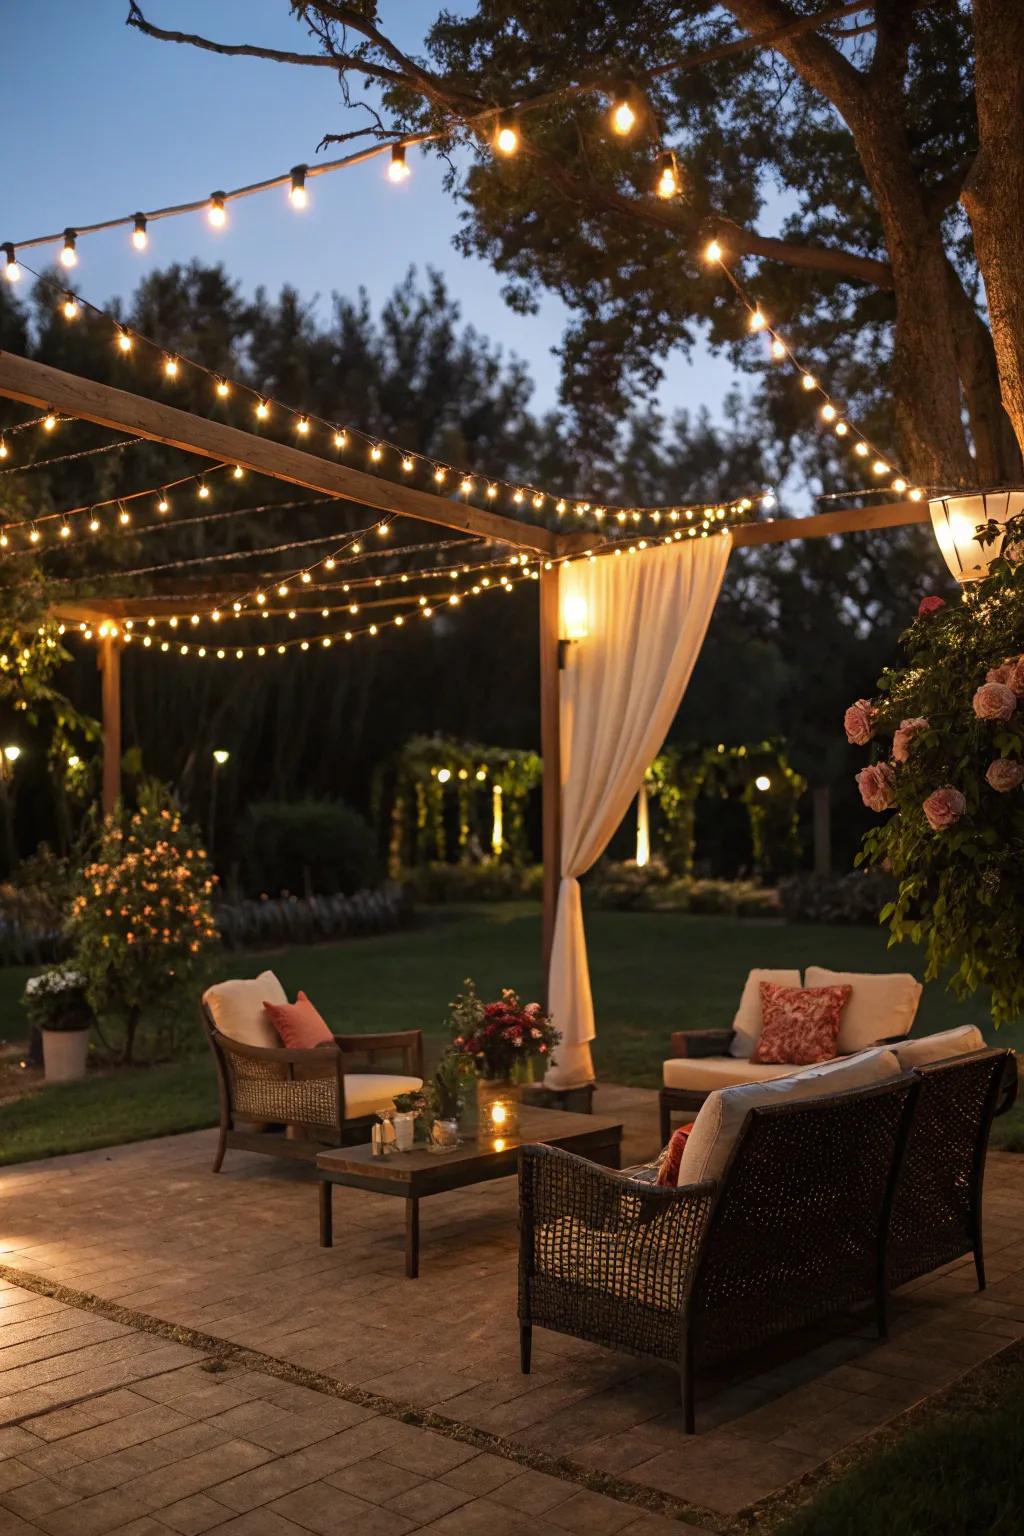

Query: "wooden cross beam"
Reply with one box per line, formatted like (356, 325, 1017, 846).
(0, 350, 600, 558)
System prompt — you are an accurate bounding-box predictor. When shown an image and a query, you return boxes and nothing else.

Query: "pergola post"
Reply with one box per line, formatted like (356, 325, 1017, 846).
(539, 563, 562, 1004)
(99, 632, 122, 816)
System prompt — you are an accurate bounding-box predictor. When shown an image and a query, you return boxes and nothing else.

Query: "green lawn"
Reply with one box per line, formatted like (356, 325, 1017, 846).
(1, 902, 1019, 1166)
(776, 1351, 1024, 1536)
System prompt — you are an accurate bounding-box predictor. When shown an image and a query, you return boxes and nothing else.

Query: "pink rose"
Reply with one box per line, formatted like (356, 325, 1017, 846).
(844, 698, 876, 745)
(986, 759, 1024, 793)
(973, 682, 1017, 721)
(923, 786, 966, 831)
(917, 596, 946, 616)
(1005, 541, 1024, 566)
(892, 717, 928, 763)
(856, 762, 896, 812)
(1010, 659, 1024, 697)
(986, 661, 1016, 686)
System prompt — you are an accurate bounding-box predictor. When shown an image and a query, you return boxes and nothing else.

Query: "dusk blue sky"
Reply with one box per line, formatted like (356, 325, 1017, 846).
(3, 1, 737, 423)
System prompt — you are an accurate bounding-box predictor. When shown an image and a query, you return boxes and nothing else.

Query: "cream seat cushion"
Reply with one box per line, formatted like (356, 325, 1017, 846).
(204, 970, 286, 1050)
(344, 1073, 423, 1119)
(887, 1024, 986, 1069)
(678, 1047, 901, 1187)
(804, 966, 922, 1053)
(663, 1056, 800, 1093)
(728, 968, 802, 1059)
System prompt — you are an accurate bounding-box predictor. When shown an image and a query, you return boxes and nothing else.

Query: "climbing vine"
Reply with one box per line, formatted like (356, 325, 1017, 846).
(646, 740, 806, 880)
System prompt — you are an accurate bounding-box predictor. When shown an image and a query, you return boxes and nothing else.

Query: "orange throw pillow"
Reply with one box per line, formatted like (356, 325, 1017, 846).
(751, 982, 851, 1066)
(657, 1122, 696, 1186)
(263, 990, 335, 1050)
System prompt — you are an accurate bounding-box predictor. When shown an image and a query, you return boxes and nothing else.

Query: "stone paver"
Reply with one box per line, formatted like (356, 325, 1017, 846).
(0, 1083, 1022, 1529)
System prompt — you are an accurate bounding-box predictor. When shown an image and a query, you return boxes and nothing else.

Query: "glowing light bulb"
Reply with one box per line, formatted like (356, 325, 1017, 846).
(893, 476, 908, 494)
(749, 309, 767, 332)
(208, 192, 227, 228)
(164, 355, 179, 378)
(59, 523, 70, 539)
(43, 412, 57, 431)
(704, 238, 723, 263)
(654, 153, 680, 200)
(854, 441, 869, 457)
(401, 456, 414, 473)
(610, 98, 637, 136)
(908, 486, 923, 501)
(118, 329, 133, 353)
(872, 459, 889, 476)
(89, 518, 99, 532)
(820, 402, 837, 422)
(296, 416, 310, 435)
(60, 229, 78, 267)
(388, 144, 410, 183)
(216, 378, 230, 398)
(131, 213, 148, 250)
(835, 420, 849, 437)
(157, 496, 169, 513)
(433, 466, 446, 484)
(494, 116, 519, 156)
(334, 430, 346, 449)
(486, 484, 498, 499)
(801, 374, 817, 391)
(29, 528, 40, 544)
(118, 507, 130, 526)
(370, 444, 382, 462)
(289, 165, 308, 208)
(256, 399, 269, 420)
(770, 338, 786, 359)
(2, 244, 20, 282)
(62, 294, 79, 320)
(197, 482, 210, 499)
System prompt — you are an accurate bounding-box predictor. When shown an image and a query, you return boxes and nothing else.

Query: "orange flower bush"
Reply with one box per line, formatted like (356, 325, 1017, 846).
(67, 785, 219, 1061)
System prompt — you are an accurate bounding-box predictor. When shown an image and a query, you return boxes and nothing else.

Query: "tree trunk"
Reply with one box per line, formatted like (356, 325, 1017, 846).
(947, 271, 1024, 484)
(962, 0, 1024, 462)
(850, 112, 975, 486)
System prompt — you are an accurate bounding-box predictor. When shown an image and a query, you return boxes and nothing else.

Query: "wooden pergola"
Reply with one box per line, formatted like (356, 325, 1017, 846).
(0, 347, 932, 976)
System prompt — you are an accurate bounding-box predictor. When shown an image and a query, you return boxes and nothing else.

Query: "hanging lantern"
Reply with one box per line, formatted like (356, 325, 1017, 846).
(929, 489, 1024, 583)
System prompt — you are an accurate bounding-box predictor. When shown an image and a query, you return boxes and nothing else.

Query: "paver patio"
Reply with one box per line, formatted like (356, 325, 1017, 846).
(2, 1083, 1024, 1533)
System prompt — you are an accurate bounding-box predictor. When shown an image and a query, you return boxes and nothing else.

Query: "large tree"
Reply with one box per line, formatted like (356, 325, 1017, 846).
(126, 1, 1024, 489)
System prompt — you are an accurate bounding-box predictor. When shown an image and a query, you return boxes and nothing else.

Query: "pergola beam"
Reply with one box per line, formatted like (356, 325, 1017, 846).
(731, 499, 929, 545)
(0, 350, 593, 558)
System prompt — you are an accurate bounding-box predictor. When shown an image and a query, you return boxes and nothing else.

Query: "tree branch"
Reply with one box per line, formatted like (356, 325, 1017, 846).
(706, 216, 894, 286)
(125, 2, 408, 87)
(721, 1, 867, 117)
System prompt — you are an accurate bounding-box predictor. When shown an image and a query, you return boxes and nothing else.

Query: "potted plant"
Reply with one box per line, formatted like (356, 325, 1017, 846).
(391, 1088, 427, 1151)
(448, 979, 560, 1137)
(425, 1052, 463, 1153)
(23, 965, 93, 1082)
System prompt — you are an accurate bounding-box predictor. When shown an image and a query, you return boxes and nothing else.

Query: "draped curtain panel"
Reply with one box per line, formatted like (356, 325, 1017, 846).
(546, 536, 731, 1088)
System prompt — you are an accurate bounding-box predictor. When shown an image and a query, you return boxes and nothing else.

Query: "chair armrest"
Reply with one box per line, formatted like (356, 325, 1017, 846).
(519, 1143, 716, 1316)
(332, 1028, 424, 1079)
(211, 1030, 338, 1071)
(669, 1029, 736, 1059)
(995, 1051, 1019, 1118)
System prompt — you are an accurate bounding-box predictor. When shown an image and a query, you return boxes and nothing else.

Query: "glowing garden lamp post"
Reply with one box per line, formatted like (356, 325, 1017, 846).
(209, 749, 230, 859)
(0, 744, 21, 874)
(928, 489, 1024, 583)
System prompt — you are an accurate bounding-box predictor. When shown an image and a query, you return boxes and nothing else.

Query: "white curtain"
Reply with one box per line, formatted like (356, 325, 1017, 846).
(546, 537, 731, 1087)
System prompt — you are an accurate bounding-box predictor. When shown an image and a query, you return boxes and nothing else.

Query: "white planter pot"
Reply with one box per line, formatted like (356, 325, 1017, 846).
(41, 1028, 89, 1084)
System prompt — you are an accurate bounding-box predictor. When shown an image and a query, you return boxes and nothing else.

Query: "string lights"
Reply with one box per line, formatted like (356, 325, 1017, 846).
(705, 244, 919, 499)
(20, 258, 768, 538)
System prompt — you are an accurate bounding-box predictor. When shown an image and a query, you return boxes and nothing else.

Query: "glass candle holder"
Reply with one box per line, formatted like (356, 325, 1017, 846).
(477, 1078, 520, 1138)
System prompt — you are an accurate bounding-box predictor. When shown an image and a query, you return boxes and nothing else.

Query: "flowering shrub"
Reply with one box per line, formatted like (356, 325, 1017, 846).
(448, 977, 560, 1081)
(67, 786, 219, 1061)
(848, 513, 1024, 1024)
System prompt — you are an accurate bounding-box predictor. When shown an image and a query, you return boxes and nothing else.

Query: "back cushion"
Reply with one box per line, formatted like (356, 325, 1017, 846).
(804, 967, 922, 1053)
(888, 1024, 986, 1069)
(678, 1047, 901, 1187)
(729, 968, 802, 1059)
(204, 970, 285, 1049)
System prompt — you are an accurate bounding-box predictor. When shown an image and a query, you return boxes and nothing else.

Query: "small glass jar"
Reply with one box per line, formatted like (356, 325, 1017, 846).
(476, 1078, 520, 1138)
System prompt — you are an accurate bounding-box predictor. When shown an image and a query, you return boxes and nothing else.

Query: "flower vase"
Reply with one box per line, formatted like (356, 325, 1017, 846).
(476, 1077, 520, 1138)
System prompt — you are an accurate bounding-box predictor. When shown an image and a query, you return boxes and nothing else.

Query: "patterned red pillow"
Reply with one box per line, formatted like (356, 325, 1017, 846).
(751, 983, 852, 1065)
(656, 1122, 696, 1187)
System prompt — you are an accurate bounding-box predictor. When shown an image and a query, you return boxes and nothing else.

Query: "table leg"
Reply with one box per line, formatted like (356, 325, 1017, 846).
(319, 1180, 333, 1248)
(405, 1196, 420, 1279)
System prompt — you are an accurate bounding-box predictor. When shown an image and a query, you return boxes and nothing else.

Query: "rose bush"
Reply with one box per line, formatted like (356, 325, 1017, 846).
(847, 510, 1024, 1025)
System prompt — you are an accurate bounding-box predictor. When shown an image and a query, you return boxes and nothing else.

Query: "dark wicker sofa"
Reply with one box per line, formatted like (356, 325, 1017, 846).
(519, 1048, 1015, 1433)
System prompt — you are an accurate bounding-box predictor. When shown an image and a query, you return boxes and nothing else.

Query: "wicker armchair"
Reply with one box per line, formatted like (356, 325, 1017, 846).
(202, 1001, 423, 1171)
(521, 1075, 918, 1433)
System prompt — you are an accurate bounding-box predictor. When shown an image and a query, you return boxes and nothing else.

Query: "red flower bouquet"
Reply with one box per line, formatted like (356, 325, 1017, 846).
(448, 978, 560, 1082)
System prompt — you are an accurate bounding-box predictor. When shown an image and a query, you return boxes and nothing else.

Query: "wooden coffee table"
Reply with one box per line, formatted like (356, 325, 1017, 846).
(315, 1107, 623, 1278)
